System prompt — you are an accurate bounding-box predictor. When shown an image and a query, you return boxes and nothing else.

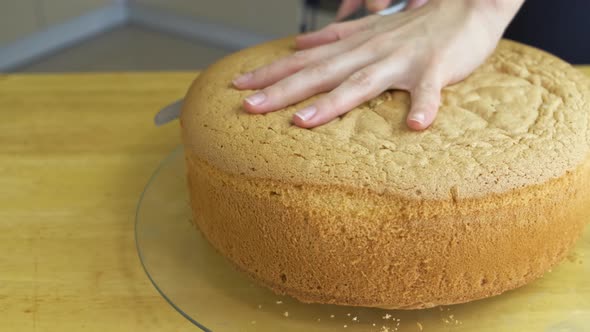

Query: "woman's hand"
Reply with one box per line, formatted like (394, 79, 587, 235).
(233, 0, 523, 130)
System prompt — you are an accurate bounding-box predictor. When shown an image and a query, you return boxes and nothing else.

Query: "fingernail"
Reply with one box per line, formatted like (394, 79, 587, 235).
(294, 106, 317, 122)
(245, 92, 266, 106)
(233, 72, 252, 87)
(408, 112, 425, 125)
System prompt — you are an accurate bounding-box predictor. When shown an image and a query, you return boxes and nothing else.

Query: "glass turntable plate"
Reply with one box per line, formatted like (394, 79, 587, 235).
(136, 147, 590, 332)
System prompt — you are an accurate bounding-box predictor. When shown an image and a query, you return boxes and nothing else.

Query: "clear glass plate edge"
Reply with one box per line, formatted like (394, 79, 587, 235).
(134, 146, 212, 332)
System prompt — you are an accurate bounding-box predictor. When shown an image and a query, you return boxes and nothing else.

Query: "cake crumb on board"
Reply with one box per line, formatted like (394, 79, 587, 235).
(417, 322, 423, 331)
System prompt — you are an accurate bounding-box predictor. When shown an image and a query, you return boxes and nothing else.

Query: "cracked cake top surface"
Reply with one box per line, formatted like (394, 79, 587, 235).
(181, 38, 590, 200)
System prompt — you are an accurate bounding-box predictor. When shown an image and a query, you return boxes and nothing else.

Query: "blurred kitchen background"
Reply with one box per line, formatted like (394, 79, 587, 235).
(0, 0, 344, 72)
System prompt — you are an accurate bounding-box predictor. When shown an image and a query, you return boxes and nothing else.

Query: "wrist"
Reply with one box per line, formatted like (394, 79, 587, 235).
(475, 0, 525, 22)
(468, 0, 524, 39)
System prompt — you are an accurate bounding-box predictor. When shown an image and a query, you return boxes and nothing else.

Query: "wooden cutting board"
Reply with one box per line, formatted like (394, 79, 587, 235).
(0, 69, 588, 331)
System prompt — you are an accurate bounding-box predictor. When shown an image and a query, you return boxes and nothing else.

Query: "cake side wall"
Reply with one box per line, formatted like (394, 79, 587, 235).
(183, 148, 590, 309)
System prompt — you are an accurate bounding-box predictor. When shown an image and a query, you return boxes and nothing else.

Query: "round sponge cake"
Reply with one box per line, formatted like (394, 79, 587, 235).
(180, 38, 590, 309)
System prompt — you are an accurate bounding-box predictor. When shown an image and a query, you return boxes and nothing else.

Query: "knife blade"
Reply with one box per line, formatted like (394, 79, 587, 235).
(154, 99, 183, 126)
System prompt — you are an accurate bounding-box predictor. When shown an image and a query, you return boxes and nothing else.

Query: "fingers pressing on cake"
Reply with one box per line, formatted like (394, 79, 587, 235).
(292, 58, 400, 128)
(234, 32, 367, 92)
(237, 0, 517, 130)
(241, 44, 382, 114)
(234, 18, 377, 92)
(406, 73, 442, 131)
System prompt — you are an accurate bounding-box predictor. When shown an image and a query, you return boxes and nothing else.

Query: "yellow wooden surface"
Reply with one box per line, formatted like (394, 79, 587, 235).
(0, 72, 197, 331)
(0, 67, 588, 331)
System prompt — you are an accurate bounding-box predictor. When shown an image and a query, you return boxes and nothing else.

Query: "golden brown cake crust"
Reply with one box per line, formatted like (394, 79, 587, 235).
(180, 38, 590, 308)
(181, 38, 590, 200)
